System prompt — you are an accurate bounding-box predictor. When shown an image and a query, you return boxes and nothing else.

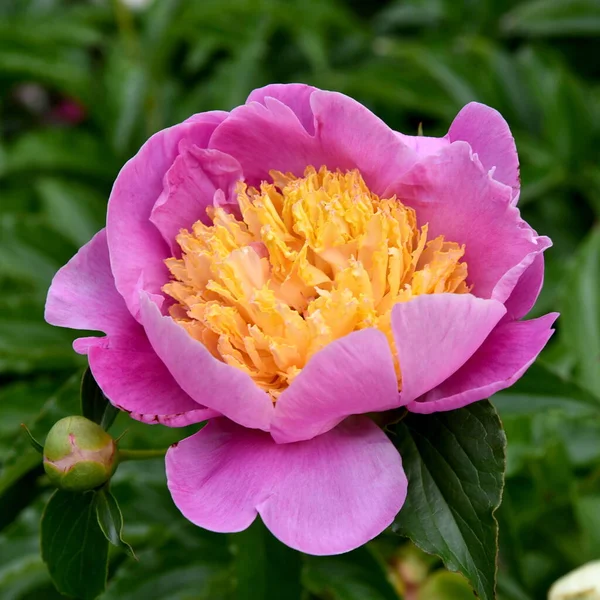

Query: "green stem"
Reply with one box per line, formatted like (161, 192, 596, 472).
(118, 448, 167, 462)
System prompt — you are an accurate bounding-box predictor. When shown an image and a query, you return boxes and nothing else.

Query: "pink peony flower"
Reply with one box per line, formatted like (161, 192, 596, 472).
(45, 83, 557, 555)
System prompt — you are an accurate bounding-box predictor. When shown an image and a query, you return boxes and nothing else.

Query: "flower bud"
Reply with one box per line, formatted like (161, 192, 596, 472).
(549, 561, 600, 600)
(43, 416, 118, 492)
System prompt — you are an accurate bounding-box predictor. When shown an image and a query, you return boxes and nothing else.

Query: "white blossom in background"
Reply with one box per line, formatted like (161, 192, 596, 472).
(549, 561, 600, 600)
(120, 0, 153, 9)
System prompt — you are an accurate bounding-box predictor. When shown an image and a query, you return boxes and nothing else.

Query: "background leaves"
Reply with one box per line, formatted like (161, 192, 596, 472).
(1, 0, 600, 598)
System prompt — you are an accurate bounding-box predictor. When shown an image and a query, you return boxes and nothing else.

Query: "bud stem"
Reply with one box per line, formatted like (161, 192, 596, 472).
(118, 448, 167, 461)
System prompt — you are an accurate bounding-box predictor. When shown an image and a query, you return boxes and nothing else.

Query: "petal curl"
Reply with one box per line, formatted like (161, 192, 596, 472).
(150, 145, 243, 254)
(408, 313, 559, 413)
(209, 97, 323, 186)
(271, 329, 400, 444)
(166, 416, 406, 555)
(502, 251, 547, 320)
(107, 111, 227, 320)
(247, 83, 318, 135)
(448, 101, 520, 195)
(392, 294, 506, 405)
(210, 87, 416, 194)
(308, 90, 417, 194)
(140, 294, 274, 431)
(387, 141, 542, 302)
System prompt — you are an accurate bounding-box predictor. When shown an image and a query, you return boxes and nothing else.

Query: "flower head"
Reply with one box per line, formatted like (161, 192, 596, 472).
(45, 84, 557, 554)
(164, 165, 469, 398)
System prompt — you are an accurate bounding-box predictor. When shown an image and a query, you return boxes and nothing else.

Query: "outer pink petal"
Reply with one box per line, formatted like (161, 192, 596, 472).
(166, 416, 406, 555)
(392, 294, 506, 405)
(88, 334, 218, 427)
(107, 111, 227, 320)
(408, 313, 559, 414)
(247, 83, 317, 135)
(448, 101, 520, 195)
(150, 145, 243, 254)
(503, 251, 546, 320)
(139, 294, 274, 431)
(45, 230, 213, 426)
(271, 329, 400, 444)
(45, 229, 133, 338)
(387, 141, 542, 302)
(210, 87, 416, 194)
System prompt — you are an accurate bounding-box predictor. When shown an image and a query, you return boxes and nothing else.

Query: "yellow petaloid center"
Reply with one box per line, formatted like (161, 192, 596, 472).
(163, 166, 470, 400)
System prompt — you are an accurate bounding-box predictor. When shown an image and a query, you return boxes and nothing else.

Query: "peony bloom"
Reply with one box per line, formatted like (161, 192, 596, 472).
(549, 561, 600, 599)
(45, 84, 557, 555)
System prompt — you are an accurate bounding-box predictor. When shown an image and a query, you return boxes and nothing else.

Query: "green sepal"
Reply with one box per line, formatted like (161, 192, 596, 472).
(20, 423, 43, 454)
(94, 485, 136, 559)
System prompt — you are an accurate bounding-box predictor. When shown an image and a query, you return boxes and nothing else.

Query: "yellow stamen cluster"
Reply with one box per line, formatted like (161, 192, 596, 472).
(163, 166, 470, 400)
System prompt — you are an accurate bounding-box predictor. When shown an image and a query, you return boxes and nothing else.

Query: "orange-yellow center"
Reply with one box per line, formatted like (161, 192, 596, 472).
(163, 166, 470, 400)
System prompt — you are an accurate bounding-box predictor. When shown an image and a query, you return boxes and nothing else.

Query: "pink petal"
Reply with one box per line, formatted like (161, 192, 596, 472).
(502, 251, 547, 320)
(448, 102, 520, 195)
(392, 294, 506, 405)
(107, 111, 227, 320)
(45, 229, 133, 339)
(247, 83, 318, 135)
(271, 329, 401, 444)
(87, 332, 218, 427)
(394, 133, 449, 158)
(150, 145, 243, 254)
(139, 293, 274, 431)
(387, 141, 544, 302)
(210, 87, 416, 194)
(408, 313, 559, 414)
(166, 416, 406, 555)
(308, 90, 417, 194)
(209, 96, 323, 186)
(45, 230, 211, 426)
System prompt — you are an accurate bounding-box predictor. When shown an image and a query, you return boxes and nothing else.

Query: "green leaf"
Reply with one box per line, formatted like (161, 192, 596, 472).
(0, 465, 44, 532)
(81, 368, 119, 431)
(303, 545, 401, 600)
(103, 48, 148, 156)
(0, 502, 62, 600)
(560, 227, 600, 397)
(502, 0, 600, 37)
(4, 129, 117, 179)
(41, 490, 109, 600)
(36, 177, 105, 248)
(391, 401, 506, 600)
(230, 518, 303, 600)
(94, 487, 135, 558)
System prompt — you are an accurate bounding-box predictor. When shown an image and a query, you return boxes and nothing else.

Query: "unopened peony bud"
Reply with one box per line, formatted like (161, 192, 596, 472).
(549, 561, 600, 600)
(43, 416, 118, 492)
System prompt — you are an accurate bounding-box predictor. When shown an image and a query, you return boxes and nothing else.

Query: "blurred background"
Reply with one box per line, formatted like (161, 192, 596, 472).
(1, 0, 599, 598)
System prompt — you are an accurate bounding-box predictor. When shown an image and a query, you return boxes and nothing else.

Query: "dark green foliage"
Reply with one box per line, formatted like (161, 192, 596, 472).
(81, 369, 119, 432)
(391, 402, 506, 600)
(41, 490, 110, 600)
